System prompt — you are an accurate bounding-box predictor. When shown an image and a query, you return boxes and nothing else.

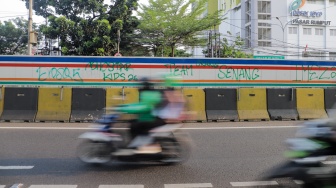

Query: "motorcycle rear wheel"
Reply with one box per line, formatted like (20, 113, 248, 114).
(77, 140, 112, 164)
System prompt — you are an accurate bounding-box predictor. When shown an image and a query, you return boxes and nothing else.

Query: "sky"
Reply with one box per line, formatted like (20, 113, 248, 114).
(0, 0, 148, 24)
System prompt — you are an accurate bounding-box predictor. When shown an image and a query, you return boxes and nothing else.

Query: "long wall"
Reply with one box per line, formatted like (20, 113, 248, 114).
(1, 56, 336, 87)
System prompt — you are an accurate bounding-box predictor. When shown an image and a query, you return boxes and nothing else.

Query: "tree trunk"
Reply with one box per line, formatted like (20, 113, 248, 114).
(153, 47, 158, 57)
(171, 45, 175, 57)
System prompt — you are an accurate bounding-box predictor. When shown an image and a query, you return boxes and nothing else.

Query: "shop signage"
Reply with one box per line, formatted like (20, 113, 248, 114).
(289, 0, 330, 26)
(290, 10, 322, 17)
(292, 19, 331, 26)
(289, 0, 306, 12)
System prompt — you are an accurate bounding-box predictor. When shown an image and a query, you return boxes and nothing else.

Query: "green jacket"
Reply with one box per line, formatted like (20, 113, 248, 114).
(117, 90, 162, 122)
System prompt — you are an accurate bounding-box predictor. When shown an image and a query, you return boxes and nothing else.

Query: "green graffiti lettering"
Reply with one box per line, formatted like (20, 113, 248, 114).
(36, 67, 47, 81)
(174, 67, 181, 76)
(86, 62, 138, 82)
(225, 68, 232, 79)
(103, 73, 113, 81)
(128, 74, 138, 81)
(217, 66, 225, 79)
(36, 67, 83, 82)
(217, 66, 260, 80)
(239, 69, 245, 79)
(331, 72, 336, 78)
(252, 69, 260, 80)
(164, 63, 193, 76)
(72, 68, 83, 81)
(319, 67, 330, 79)
(233, 69, 239, 80)
(244, 69, 251, 80)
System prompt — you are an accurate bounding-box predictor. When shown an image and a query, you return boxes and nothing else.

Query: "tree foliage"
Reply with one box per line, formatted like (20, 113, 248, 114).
(0, 17, 31, 55)
(203, 33, 253, 58)
(22, 0, 139, 56)
(137, 0, 224, 57)
(221, 35, 253, 58)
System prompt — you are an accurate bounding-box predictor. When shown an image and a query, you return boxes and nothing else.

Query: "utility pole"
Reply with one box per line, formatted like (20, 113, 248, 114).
(117, 29, 120, 54)
(28, 0, 33, 55)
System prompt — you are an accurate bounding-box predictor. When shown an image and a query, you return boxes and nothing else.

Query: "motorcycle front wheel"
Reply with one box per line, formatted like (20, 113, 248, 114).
(77, 140, 112, 164)
(158, 137, 191, 165)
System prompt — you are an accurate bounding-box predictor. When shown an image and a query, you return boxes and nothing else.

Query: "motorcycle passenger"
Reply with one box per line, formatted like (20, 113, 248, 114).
(114, 77, 166, 155)
(153, 74, 186, 124)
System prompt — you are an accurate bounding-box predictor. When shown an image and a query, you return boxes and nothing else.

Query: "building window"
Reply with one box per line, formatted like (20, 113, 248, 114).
(330, 29, 336, 36)
(303, 28, 312, 35)
(258, 1, 271, 13)
(289, 27, 298, 34)
(220, 0, 226, 10)
(258, 23, 271, 27)
(245, 25, 251, 48)
(258, 1, 271, 20)
(330, 52, 336, 61)
(258, 15, 271, 20)
(258, 27, 272, 47)
(245, 0, 251, 23)
(258, 28, 271, 40)
(258, 41, 271, 47)
(315, 28, 323, 36)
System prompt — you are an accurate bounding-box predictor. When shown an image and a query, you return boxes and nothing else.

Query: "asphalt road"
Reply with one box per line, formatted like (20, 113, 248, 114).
(0, 121, 309, 188)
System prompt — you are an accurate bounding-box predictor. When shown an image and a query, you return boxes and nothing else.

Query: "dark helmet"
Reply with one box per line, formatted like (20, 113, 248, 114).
(139, 77, 154, 90)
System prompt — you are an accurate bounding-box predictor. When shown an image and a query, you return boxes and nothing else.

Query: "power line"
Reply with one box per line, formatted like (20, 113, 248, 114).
(222, 20, 335, 53)
(221, 4, 336, 21)
(202, 32, 336, 58)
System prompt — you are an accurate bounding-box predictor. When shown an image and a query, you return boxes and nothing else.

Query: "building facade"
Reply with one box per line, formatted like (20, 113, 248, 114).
(193, 0, 336, 60)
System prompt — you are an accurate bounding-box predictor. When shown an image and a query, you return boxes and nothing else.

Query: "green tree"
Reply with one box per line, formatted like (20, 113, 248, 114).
(221, 35, 253, 58)
(0, 17, 32, 55)
(204, 33, 253, 58)
(22, 0, 139, 56)
(157, 46, 192, 57)
(137, 0, 224, 57)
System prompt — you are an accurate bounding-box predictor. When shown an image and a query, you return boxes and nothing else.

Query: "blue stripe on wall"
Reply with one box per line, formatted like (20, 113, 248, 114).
(1, 56, 336, 66)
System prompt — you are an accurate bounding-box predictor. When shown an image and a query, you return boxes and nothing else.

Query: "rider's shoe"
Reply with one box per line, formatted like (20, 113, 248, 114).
(113, 149, 135, 156)
(134, 144, 162, 154)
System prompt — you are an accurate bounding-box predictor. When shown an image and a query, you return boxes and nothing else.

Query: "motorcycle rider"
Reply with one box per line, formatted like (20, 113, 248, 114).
(113, 77, 166, 155)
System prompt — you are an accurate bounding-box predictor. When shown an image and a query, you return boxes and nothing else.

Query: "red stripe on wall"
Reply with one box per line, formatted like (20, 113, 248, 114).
(0, 62, 336, 71)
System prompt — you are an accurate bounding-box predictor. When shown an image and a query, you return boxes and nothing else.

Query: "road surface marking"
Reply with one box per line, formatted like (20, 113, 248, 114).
(0, 166, 34, 170)
(230, 181, 278, 187)
(99, 186, 144, 188)
(181, 126, 299, 130)
(165, 183, 213, 188)
(29, 186, 77, 188)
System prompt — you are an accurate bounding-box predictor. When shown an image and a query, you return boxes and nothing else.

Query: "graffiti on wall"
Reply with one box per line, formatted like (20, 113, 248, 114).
(8, 58, 336, 86)
(164, 62, 260, 81)
(36, 67, 83, 82)
(35, 63, 336, 82)
(85, 62, 138, 81)
(297, 65, 336, 81)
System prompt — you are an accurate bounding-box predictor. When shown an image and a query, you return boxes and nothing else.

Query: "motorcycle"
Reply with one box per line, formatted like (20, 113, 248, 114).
(76, 112, 191, 165)
(261, 118, 336, 187)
